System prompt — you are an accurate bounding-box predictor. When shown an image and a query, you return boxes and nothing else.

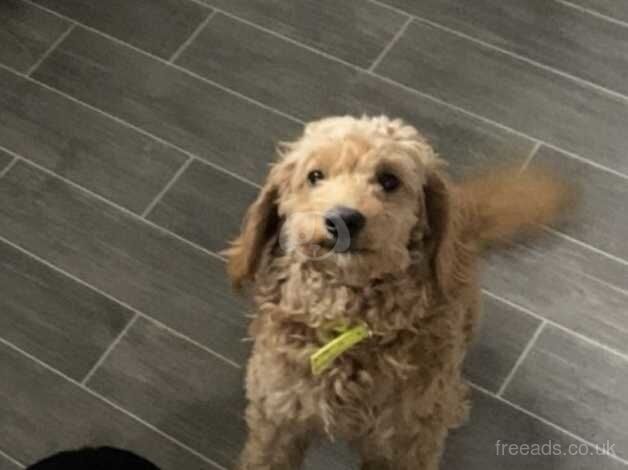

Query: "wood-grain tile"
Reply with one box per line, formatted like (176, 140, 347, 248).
(532, 145, 628, 262)
(0, 240, 133, 380)
(377, 20, 628, 176)
(503, 326, 628, 460)
(0, 0, 69, 73)
(201, 0, 407, 68)
(443, 388, 624, 469)
(0, 161, 250, 364)
(0, 68, 188, 213)
(88, 317, 246, 468)
(0, 453, 20, 470)
(0, 150, 13, 172)
(30, 0, 210, 59)
(147, 159, 257, 252)
(379, 0, 628, 97)
(32, 26, 300, 185)
(568, 0, 628, 23)
(0, 342, 217, 470)
(463, 294, 541, 393)
(483, 230, 628, 355)
(174, 13, 534, 175)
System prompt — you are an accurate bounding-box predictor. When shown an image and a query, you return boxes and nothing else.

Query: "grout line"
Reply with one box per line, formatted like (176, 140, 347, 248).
(19, 0, 304, 126)
(482, 289, 628, 364)
(81, 313, 139, 385)
(143, 313, 242, 369)
(210, 8, 363, 72)
(13, 1, 628, 185)
(365, 0, 413, 17)
(376, 68, 628, 181)
(368, 15, 413, 72)
(369, 0, 628, 104)
(18, 0, 301, 127)
(542, 226, 628, 268)
(556, 0, 628, 29)
(1, 63, 264, 190)
(519, 141, 542, 172)
(0, 148, 226, 262)
(0, 156, 19, 179)
(497, 320, 546, 396)
(469, 382, 628, 465)
(18, 0, 628, 186)
(541, 142, 628, 181)
(0, 336, 227, 470)
(0, 233, 240, 369)
(169, 9, 217, 64)
(407, 15, 628, 103)
(26, 23, 75, 76)
(0, 448, 25, 469)
(142, 156, 194, 218)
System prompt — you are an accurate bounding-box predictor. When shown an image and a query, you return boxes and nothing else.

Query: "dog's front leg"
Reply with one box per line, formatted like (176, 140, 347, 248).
(358, 417, 449, 470)
(238, 402, 309, 470)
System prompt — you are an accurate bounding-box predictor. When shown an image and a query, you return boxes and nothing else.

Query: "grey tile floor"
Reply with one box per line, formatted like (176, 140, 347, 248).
(0, 1, 627, 469)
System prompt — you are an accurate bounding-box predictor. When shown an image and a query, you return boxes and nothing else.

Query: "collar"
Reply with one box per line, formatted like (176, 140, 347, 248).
(310, 322, 372, 376)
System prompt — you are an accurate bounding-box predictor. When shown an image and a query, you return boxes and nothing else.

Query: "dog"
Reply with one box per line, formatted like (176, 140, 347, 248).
(225, 115, 570, 469)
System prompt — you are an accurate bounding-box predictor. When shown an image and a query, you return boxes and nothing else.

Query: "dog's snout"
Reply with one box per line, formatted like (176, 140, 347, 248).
(324, 206, 366, 239)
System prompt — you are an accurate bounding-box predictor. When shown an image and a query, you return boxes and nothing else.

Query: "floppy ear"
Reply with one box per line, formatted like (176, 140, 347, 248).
(223, 161, 291, 288)
(423, 169, 464, 296)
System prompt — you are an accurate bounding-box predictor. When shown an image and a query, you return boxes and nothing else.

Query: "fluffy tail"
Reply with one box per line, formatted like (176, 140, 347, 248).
(460, 164, 574, 246)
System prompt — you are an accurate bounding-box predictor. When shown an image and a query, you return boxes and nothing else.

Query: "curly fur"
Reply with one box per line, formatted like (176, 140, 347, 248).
(224, 115, 570, 470)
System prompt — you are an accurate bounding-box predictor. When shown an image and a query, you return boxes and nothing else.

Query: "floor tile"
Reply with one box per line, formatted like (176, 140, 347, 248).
(30, 0, 210, 59)
(483, 230, 628, 356)
(0, 341, 217, 470)
(175, 13, 360, 120)
(443, 388, 624, 469)
(147, 159, 257, 252)
(175, 13, 534, 175)
(0, 150, 13, 172)
(88, 317, 246, 468)
(201, 0, 407, 68)
(532, 145, 628, 262)
(568, 0, 628, 23)
(0, 240, 133, 380)
(0, 453, 20, 470)
(304, 441, 359, 470)
(0, 68, 188, 213)
(379, 0, 628, 97)
(0, 0, 69, 73)
(32, 26, 300, 185)
(503, 325, 628, 460)
(377, 20, 628, 176)
(0, 161, 250, 364)
(463, 294, 541, 393)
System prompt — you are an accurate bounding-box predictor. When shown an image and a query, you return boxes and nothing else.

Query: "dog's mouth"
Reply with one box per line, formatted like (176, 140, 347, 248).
(303, 237, 371, 258)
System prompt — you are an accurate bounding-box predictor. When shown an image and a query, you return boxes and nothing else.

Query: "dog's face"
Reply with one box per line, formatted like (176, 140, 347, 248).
(226, 116, 454, 287)
(278, 134, 423, 271)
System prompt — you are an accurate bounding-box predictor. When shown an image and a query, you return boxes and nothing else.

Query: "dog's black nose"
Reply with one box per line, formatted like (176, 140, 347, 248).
(324, 206, 366, 239)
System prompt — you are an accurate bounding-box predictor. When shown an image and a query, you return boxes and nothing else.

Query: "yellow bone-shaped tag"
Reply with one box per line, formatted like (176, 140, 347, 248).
(310, 323, 370, 376)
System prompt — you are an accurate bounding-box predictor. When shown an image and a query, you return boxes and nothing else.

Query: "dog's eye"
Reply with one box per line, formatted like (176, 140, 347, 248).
(307, 170, 325, 186)
(378, 172, 400, 192)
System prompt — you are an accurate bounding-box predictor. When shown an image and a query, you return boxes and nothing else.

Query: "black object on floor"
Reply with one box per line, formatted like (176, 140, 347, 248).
(27, 447, 161, 469)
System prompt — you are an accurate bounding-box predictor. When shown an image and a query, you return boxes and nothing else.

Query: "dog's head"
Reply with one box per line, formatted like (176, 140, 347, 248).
(225, 116, 457, 289)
